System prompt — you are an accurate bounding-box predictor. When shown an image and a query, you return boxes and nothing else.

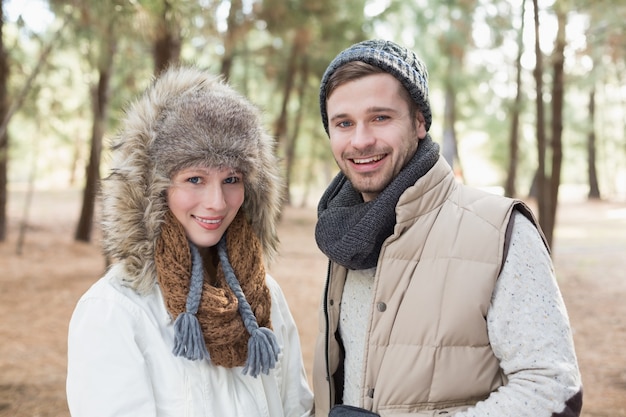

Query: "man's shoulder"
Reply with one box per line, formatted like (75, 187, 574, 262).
(450, 184, 519, 219)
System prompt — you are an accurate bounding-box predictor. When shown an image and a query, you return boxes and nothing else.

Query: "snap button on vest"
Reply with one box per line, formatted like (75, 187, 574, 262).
(377, 302, 387, 312)
(367, 388, 374, 398)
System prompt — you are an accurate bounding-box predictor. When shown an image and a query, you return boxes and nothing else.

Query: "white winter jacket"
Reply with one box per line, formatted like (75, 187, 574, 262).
(67, 264, 313, 417)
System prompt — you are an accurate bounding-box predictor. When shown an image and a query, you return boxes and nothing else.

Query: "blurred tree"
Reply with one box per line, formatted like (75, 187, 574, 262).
(0, 3, 67, 242)
(2, 0, 624, 247)
(587, 89, 600, 199)
(277, 28, 311, 205)
(577, 0, 626, 200)
(531, 0, 548, 239)
(545, 1, 567, 246)
(439, 0, 478, 179)
(531, 0, 547, 220)
(153, 0, 181, 74)
(504, 0, 527, 198)
(258, 0, 310, 205)
(74, 5, 117, 242)
(530, 0, 566, 247)
(220, 0, 253, 81)
(49, 0, 135, 243)
(0, 0, 8, 241)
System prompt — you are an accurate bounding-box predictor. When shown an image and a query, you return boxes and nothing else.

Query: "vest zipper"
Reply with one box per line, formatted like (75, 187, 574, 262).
(322, 259, 333, 409)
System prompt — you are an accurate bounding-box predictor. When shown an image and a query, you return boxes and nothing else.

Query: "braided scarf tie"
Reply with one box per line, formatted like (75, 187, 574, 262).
(155, 211, 279, 377)
(315, 135, 440, 270)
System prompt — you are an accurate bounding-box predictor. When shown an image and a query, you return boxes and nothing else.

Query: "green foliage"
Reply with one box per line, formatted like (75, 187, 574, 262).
(3, 0, 625, 200)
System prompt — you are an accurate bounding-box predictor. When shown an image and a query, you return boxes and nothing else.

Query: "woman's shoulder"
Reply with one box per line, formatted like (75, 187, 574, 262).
(80, 264, 140, 299)
(75, 263, 165, 320)
(264, 273, 289, 305)
(264, 274, 294, 322)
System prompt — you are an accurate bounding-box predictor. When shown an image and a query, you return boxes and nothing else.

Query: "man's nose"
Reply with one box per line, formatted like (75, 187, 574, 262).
(352, 123, 376, 148)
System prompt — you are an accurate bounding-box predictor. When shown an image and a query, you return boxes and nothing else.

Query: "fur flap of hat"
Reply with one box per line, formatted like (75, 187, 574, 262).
(101, 65, 284, 294)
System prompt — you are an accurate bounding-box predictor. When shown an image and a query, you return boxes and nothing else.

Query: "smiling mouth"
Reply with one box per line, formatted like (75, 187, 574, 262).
(193, 215, 221, 224)
(351, 154, 384, 164)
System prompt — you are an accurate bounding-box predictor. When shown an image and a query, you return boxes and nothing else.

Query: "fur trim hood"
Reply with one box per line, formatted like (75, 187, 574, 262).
(101, 66, 284, 294)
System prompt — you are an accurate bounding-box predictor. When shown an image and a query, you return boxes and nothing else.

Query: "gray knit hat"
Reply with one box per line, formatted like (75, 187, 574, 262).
(319, 39, 431, 134)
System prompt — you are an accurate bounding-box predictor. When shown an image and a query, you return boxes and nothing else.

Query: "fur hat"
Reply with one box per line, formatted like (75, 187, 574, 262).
(319, 39, 432, 134)
(101, 65, 284, 295)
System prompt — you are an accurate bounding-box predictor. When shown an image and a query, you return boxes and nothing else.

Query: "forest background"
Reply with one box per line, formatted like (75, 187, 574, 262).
(0, 0, 625, 416)
(1, 0, 625, 246)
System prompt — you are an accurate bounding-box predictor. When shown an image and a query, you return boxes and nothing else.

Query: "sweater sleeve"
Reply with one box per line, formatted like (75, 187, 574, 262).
(454, 211, 582, 417)
(66, 280, 157, 417)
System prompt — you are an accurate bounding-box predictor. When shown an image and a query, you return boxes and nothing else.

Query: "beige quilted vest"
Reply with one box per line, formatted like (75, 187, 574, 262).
(313, 158, 538, 416)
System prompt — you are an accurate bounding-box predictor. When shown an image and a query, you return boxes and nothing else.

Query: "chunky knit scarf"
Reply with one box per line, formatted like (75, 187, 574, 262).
(155, 210, 275, 373)
(315, 136, 440, 270)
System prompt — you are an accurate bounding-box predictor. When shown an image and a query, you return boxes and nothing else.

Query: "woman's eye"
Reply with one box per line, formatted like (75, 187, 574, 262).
(187, 176, 201, 184)
(224, 176, 241, 184)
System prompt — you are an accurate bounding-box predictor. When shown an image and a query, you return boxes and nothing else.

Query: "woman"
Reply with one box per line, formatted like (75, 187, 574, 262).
(66, 66, 313, 417)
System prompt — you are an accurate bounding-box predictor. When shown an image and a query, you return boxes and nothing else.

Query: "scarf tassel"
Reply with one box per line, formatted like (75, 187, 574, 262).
(173, 311, 211, 361)
(243, 326, 280, 377)
(172, 242, 210, 361)
(217, 234, 281, 378)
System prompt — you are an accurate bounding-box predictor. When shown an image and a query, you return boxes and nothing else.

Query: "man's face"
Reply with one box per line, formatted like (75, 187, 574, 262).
(326, 73, 427, 202)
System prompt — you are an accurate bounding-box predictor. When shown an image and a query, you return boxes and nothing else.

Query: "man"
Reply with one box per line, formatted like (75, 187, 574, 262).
(313, 39, 582, 417)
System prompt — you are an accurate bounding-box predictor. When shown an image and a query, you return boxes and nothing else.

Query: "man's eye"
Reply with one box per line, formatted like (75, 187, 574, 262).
(337, 121, 352, 128)
(374, 115, 389, 122)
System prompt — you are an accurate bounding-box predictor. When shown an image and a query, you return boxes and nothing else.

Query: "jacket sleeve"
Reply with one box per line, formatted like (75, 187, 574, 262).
(454, 212, 583, 417)
(66, 284, 157, 417)
(266, 275, 314, 417)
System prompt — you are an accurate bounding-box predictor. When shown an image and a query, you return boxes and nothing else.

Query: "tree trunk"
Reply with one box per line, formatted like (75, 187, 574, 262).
(0, 0, 8, 241)
(273, 34, 299, 151)
(0, 11, 66, 241)
(220, 0, 245, 81)
(587, 89, 601, 199)
(16, 120, 41, 255)
(545, 3, 567, 247)
(282, 30, 309, 205)
(504, 0, 526, 198)
(153, 0, 181, 75)
(299, 136, 320, 209)
(75, 33, 115, 242)
(532, 0, 549, 244)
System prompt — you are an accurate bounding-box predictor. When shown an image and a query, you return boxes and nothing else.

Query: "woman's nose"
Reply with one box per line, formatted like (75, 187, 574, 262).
(201, 185, 227, 211)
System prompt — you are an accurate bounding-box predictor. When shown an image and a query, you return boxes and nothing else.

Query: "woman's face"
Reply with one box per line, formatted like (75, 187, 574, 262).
(167, 166, 245, 248)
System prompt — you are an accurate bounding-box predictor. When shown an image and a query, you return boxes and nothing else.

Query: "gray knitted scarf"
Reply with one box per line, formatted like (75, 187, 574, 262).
(315, 136, 440, 270)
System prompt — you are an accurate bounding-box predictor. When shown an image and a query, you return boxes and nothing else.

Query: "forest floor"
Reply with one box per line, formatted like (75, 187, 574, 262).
(0, 188, 625, 416)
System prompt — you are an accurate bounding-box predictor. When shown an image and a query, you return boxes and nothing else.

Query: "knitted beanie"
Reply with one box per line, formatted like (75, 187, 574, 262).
(319, 39, 431, 134)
